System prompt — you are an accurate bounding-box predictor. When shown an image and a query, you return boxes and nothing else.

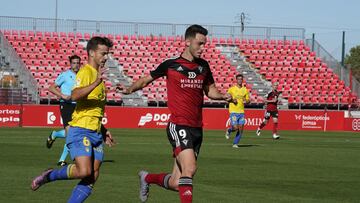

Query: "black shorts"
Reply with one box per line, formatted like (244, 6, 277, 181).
(60, 102, 76, 128)
(166, 122, 203, 159)
(264, 110, 279, 120)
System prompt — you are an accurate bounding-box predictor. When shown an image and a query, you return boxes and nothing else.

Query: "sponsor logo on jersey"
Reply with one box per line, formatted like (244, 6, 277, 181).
(188, 72, 196, 79)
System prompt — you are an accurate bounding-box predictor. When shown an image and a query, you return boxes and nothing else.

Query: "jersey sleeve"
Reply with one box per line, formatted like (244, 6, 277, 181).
(203, 60, 215, 86)
(55, 72, 65, 87)
(265, 91, 271, 100)
(204, 69, 215, 86)
(150, 59, 171, 79)
(245, 89, 250, 101)
(74, 68, 91, 89)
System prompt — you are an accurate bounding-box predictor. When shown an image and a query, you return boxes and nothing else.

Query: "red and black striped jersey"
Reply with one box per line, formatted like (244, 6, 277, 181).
(265, 90, 280, 111)
(150, 56, 215, 127)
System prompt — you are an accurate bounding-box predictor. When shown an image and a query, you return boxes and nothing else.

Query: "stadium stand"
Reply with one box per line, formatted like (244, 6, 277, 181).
(0, 29, 358, 108)
(0, 31, 39, 104)
(233, 38, 358, 108)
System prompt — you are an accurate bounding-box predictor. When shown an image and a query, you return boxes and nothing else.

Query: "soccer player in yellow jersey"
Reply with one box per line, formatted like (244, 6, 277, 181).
(31, 37, 115, 203)
(225, 74, 250, 148)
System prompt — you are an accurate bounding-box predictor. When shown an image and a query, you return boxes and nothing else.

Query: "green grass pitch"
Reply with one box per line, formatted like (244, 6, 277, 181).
(0, 127, 359, 202)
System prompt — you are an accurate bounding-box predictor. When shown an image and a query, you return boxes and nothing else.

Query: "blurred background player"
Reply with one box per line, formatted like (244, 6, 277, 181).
(47, 55, 81, 166)
(225, 74, 250, 148)
(256, 82, 280, 139)
(121, 24, 233, 203)
(31, 37, 115, 203)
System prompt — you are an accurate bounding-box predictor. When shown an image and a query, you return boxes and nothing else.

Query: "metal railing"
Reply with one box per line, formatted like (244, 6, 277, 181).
(306, 39, 360, 97)
(1, 15, 358, 108)
(0, 16, 305, 40)
(0, 31, 39, 104)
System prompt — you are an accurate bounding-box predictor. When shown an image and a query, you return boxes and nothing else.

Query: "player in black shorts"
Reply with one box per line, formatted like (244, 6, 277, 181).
(47, 55, 80, 165)
(122, 24, 234, 203)
(256, 82, 280, 139)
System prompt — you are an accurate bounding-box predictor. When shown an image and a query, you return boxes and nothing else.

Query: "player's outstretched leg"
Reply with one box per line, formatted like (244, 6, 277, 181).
(225, 128, 232, 139)
(272, 123, 280, 139)
(57, 143, 69, 166)
(232, 131, 242, 148)
(273, 134, 280, 139)
(257, 121, 266, 136)
(46, 129, 65, 148)
(256, 128, 261, 136)
(139, 170, 150, 202)
(178, 176, 193, 203)
(67, 180, 93, 203)
(31, 164, 75, 191)
(31, 168, 53, 191)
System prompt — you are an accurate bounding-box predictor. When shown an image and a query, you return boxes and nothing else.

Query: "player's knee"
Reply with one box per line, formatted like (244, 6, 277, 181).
(233, 125, 239, 131)
(263, 119, 268, 124)
(168, 176, 180, 191)
(182, 164, 197, 177)
(76, 167, 92, 179)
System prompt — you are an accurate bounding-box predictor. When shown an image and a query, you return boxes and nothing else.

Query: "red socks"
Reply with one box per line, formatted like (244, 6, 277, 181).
(179, 177, 193, 203)
(273, 122, 278, 134)
(145, 174, 193, 202)
(259, 122, 266, 129)
(145, 173, 166, 187)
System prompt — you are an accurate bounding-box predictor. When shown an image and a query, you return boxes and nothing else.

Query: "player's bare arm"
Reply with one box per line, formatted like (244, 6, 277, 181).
(266, 96, 277, 103)
(49, 83, 71, 100)
(120, 75, 155, 95)
(100, 124, 116, 147)
(71, 67, 105, 101)
(204, 83, 234, 103)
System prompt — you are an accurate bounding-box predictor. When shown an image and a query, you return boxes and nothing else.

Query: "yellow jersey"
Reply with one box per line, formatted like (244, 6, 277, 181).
(227, 85, 250, 113)
(69, 64, 106, 132)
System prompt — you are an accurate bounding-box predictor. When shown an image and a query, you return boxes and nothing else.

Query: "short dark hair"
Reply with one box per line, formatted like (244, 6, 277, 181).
(236, 74, 243, 78)
(185, 24, 208, 39)
(69, 55, 81, 63)
(86, 36, 113, 55)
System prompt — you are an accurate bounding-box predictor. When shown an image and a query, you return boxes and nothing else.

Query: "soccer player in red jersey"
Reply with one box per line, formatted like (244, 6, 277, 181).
(256, 82, 280, 139)
(121, 24, 234, 203)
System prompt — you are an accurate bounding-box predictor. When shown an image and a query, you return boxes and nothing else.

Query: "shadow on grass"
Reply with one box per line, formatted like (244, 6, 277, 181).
(233, 144, 260, 147)
(103, 160, 115, 163)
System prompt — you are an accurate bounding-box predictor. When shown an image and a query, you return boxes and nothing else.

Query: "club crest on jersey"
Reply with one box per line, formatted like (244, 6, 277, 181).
(198, 66, 203, 73)
(188, 72, 196, 79)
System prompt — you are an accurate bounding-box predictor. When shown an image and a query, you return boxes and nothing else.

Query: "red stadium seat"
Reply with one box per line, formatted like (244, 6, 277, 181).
(8, 30, 354, 106)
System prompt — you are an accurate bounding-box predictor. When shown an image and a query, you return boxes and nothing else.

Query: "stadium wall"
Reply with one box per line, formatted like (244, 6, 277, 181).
(1, 105, 359, 132)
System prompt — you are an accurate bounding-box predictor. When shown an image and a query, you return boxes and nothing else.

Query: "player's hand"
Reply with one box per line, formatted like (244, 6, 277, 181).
(95, 64, 109, 85)
(104, 130, 116, 147)
(232, 98, 238, 104)
(116, 84, 132, 95)
(61, 94, 71, 100)
(223, 93, 233, 102)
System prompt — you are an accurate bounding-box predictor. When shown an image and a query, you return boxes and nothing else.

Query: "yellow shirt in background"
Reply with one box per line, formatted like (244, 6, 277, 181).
(227, 85, 250, 113)
(69, 64, 106, 132)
